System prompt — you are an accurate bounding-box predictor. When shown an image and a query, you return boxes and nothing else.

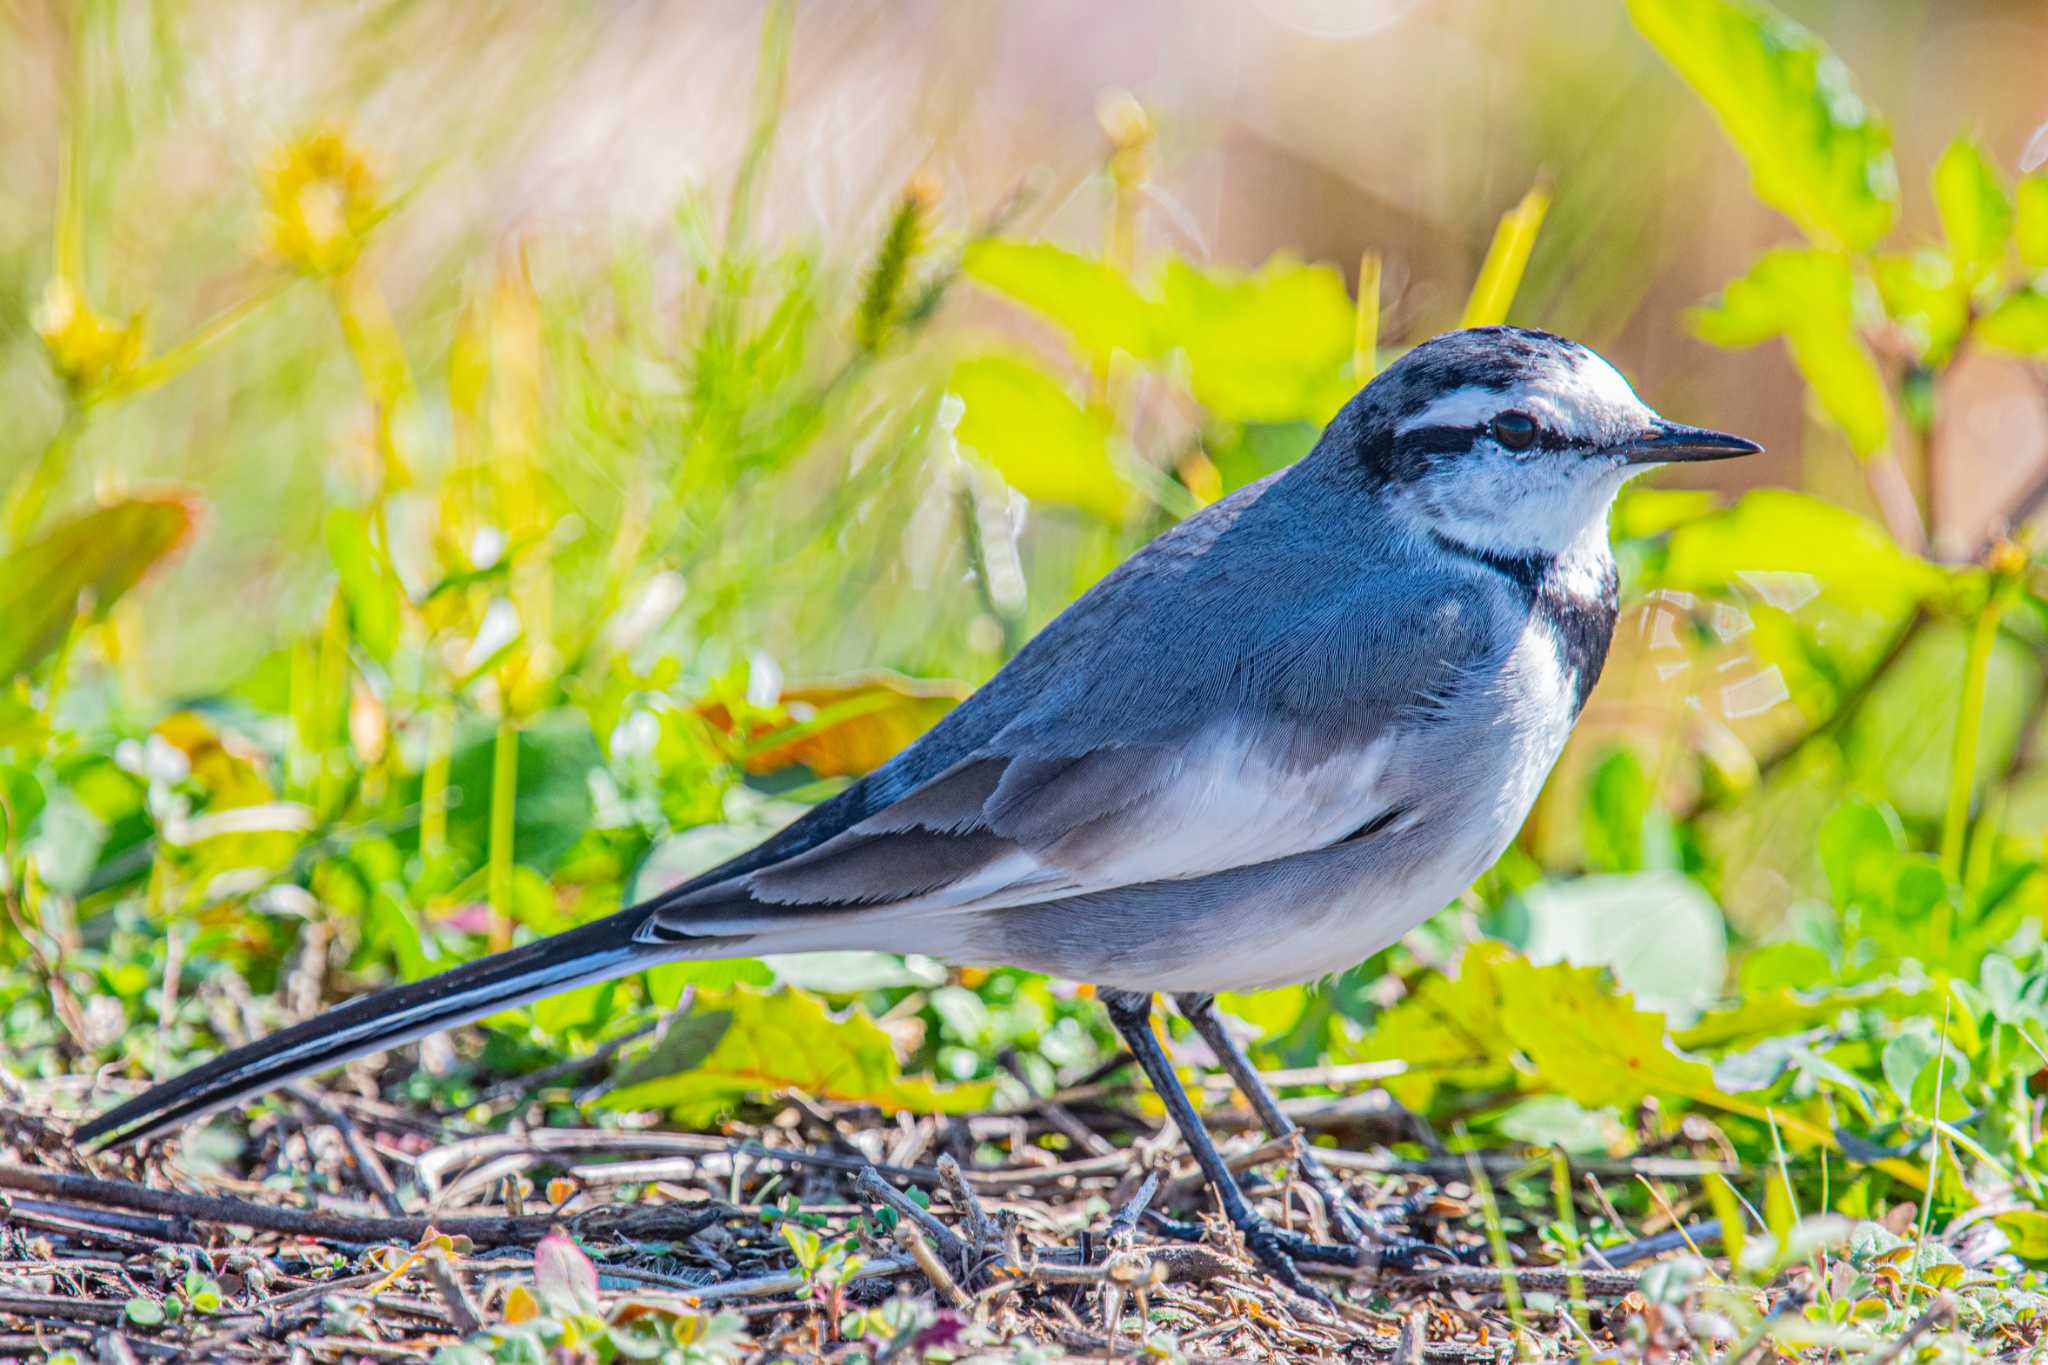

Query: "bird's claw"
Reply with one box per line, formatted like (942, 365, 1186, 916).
(1307, 1173, 1467, 1271)
(1238, 1217, 1334, 1305)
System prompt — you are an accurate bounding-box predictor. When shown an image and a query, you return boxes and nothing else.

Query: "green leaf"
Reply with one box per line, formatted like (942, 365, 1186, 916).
(947, 353, 1135, 521)
(1495, 1095, 1615, 1154)
(616, 1009, 735, 1088)
(1580, 747, 1676, 873)
(324, 506, 404, 664)
(1628, 0, 1897, 250)
(1658, 489, 1949, 610)
(1361, 942, 1724, 1113)
(1784, 324, 1890, 457)
(1157, 256, 1356, 424)
(962, 240, 1156, 368)
(1978, 287, 2048, 357)
(2017, 175, 2048, 268)
(1612, 486, 1720, 540)
(0, 495, 198, 681)
(1818, 798, 1905, 908)
(1523, 871, 1727, 1018)
(644, 957, 774, 1008)
(1998, 1209, 2048, 1267)
(1690, 250, 1889, 454)
(1871, 252, 1968, 366)
(597, 985, 993, 1124)
(1676, 981, 1935, 1052)
(125, 1296, 166, 1327)
(1931, 137, 2012, 277)
(439, 713, 601, 872)
(1738, 941, 1833, 993)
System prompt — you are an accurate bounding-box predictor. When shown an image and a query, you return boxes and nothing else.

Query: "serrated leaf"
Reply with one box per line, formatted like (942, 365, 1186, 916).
(1657, 489, 1949, 610)
(948, 352, 1135, 521)
(1491, 955, 1725, 1112)
(1932, 137, 2011, 277)
(1351, 940, 1517, 1109)
(1628, 0, 1897, 250)
(1689, 250, 1889, 454)
(1157, 256, 1356, 423)
(0, 495, 198, 680)
(324, 506, 404, 664)
(1978, 287, 2048, 357)
(962, 240, 1157, 368)
(597, 985, 992, 1124)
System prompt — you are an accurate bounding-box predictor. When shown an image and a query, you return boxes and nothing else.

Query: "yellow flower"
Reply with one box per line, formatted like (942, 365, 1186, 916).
(33, 276, 145, 397)
(262, 130, 382, 277)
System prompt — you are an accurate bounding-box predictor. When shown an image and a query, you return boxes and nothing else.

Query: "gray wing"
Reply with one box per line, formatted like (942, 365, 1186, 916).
(641, 471, 1519, 941)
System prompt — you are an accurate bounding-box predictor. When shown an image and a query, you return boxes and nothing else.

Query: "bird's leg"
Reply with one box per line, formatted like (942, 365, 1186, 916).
(1174, 991, 1459, 1269)
(1098, 988, 1350, 1297)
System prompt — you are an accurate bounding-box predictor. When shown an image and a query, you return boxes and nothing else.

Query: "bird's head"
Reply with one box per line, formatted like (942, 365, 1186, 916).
(1331, 326, 1760, 563)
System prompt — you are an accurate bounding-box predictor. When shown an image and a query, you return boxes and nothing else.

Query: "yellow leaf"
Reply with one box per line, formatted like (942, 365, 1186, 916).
(598, 985, 992, 1126)
(0, 496, 199, 680)
(1461, 182, 1550, 329)
(503, 1283, 539, 1324)
(701, 672, 967, 779)
(1157, 256, 1356, 424)
(963, 239, 1157, 370)
(1351, 941, 1517, 1108)
(949, 353, 1136, 521)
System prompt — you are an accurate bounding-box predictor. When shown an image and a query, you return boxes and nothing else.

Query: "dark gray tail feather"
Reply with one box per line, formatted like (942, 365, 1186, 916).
(75, 903, 709, 1148)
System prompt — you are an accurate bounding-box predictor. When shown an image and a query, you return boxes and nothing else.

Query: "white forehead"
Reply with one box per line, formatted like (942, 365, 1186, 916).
(1395, 350, 1651, 439)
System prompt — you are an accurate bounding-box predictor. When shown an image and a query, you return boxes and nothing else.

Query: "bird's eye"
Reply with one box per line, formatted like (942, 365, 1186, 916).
(1490, 411, 1538, 451)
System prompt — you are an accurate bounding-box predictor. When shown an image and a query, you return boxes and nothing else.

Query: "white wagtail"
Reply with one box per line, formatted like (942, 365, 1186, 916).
(78, 325, 1759, 1289)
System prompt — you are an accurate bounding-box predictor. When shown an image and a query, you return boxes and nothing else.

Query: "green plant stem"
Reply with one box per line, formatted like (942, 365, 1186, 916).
(420, 704, 454, 869)
(1463, 1143, 1528, 1354)
(1548, 1148, 1589, 1334)
(725, 0, 793, 256)
(3, 409, 83, 546)
(487, 713, 519, 953)
(1940, 590, 2006, 881)
(315, 596, 350, 820)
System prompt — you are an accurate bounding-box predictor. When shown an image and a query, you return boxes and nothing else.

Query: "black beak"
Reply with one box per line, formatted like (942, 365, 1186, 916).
(1620, 421, 1763, 465)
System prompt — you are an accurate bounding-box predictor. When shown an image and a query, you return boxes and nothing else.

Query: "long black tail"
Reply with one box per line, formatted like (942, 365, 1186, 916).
(76, 904, 672, 1148)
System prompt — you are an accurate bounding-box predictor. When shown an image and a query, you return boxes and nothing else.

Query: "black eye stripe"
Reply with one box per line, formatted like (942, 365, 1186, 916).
(1389, 421, 1579, 465)
(1398, 424, 1484, 456)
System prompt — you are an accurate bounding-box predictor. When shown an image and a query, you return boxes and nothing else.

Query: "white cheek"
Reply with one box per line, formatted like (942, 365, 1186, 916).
(1418, 452, 1624, 559)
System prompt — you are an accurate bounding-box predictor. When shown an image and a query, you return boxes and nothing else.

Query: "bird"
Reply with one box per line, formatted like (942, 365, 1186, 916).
(77, 324, 1759, 1292)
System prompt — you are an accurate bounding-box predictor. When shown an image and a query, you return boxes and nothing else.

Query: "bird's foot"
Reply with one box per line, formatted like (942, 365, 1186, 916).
(1235, 1213, 1338, 1304)
(1304, 1170, 1473, 1271)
